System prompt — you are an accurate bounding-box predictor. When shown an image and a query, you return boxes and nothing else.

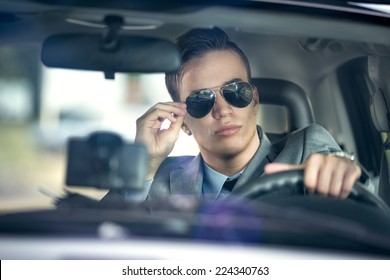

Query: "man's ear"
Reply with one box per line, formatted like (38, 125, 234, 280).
(181, 123, 192, 136)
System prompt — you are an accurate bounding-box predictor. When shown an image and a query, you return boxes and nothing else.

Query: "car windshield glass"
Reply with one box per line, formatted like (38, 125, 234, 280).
(1, 0, 390, 265)
(0, 45, 198, 211)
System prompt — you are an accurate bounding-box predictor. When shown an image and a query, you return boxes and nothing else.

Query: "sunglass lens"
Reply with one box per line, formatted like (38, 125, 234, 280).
(186, 90, 215, 118)
(223, 82, 253, 108)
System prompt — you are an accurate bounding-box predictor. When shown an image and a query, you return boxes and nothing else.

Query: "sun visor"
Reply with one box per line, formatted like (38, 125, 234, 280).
(41, 34, 181, 78)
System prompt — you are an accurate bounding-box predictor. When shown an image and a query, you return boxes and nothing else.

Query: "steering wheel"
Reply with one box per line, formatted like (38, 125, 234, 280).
(235, 170, 390, 216)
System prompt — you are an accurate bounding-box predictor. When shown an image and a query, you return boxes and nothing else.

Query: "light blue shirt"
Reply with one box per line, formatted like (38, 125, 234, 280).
(202, 161, 243, 200)
(123, 159, 243, 202)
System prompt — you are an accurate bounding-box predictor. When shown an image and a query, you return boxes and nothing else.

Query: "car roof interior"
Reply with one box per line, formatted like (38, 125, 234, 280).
(2, 1, 389, 94)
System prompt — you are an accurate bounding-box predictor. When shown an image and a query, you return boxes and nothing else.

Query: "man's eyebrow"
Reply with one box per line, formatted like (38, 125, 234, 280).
(190, 78, 244, 93)
(224, 78, 243, 84)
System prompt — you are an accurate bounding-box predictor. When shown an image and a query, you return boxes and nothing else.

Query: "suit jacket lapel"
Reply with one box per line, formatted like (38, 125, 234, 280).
(232, 126, 281, 194)
(168, 126, 283, 198)
(170, 154, 203, 198)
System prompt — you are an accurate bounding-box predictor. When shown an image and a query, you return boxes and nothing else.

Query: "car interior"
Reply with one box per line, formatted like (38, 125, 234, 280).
(1, 0, 390, 259)
(252, 77, 315, 142)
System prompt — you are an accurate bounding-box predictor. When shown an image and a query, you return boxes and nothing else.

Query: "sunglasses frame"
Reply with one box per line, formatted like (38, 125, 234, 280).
(185, 81, 254, 118)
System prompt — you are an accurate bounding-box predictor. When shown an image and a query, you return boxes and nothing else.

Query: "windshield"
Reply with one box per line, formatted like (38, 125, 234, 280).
(1, 0, 390, 269)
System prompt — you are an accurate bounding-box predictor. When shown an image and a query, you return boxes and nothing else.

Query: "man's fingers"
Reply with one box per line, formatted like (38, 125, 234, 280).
(340, 165, 361, 199)
(264, 154, 361, 199)
(302, 154, 323, 193)
(143, 102, 186, 118)
(154, 102, 187, 116)
(137, 102, 187, 128)
(264, 163, 303, 174)
(168, 115, 185, 135)
(328, 163, 345, 197)
(154, 111, 180, 126)
(316, 157, 334, 196)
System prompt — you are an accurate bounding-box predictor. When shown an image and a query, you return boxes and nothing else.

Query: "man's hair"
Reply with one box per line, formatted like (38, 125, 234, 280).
(165, 27, 252, 102)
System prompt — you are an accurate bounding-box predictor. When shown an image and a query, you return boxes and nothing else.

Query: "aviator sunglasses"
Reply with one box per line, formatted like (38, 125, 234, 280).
(185, 81, 254, 118)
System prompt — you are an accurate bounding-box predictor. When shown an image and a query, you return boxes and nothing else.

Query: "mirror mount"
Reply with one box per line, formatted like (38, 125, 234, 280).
(101, 15, 124, 79)
(101, 15, 124, 53)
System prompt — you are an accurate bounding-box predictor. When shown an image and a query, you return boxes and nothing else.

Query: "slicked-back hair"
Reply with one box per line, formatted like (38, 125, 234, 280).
(165, 27, 252, 102)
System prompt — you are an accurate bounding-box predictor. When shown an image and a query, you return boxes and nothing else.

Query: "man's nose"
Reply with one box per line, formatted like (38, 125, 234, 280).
(211, 90, 233, 119)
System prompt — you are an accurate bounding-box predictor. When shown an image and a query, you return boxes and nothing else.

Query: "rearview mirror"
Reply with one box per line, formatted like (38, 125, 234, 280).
(41, 34, 181, 78)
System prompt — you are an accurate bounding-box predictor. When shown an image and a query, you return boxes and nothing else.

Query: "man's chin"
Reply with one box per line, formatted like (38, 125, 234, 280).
(216, 144, 242, 158)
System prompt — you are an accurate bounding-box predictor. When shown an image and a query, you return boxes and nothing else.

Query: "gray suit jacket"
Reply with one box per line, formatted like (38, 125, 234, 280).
(101, 124, 342, 209)
(149, 124, 340, 202)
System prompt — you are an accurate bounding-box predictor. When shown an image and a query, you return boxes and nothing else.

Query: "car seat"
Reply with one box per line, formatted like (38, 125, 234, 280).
(252, 78, 315, 142)
(370, 87, 390, 206)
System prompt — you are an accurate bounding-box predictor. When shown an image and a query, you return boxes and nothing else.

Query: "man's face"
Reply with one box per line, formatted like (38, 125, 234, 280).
(179, 50, 260, 162)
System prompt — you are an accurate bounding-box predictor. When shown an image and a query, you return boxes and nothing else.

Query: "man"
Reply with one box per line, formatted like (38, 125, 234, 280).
(103, 27, 363, 207)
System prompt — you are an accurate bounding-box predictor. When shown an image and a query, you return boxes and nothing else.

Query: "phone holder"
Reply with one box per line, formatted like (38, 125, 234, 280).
(65, 131, 148, 190)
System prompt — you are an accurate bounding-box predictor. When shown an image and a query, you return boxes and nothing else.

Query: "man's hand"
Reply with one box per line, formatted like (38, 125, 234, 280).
(135, 102, 187, 180)
(264, 153, 362, 198)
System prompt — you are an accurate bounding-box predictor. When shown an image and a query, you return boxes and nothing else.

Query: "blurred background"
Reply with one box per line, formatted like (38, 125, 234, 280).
(0, 45, 199, 211)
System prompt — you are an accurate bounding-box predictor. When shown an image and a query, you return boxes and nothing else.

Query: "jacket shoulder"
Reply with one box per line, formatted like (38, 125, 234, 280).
(291, 123, 331, 136)
(157, 155, 196, 173)
(272, 124, 341, 163)
(293, 123, 341, 153)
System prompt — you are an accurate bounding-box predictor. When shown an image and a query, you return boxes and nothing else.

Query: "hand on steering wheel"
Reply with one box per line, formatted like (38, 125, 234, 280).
(234, 169, 390, 215)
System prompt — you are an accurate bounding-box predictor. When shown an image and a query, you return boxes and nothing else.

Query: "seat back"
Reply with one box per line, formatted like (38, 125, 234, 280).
(252, 78, 315, 140)
(368, 56, 390, 205)
(370, 87, 390, 205)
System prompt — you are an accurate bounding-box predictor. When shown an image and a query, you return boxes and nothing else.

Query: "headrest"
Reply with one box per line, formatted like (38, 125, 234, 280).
(370, 89, 390, 132)
(252, 78, 315, 131)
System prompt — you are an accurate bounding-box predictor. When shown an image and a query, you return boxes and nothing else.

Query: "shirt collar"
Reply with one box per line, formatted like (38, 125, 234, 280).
(202, 160, 243, 200)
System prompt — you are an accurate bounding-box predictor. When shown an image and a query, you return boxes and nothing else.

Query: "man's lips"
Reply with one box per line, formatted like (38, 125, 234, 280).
(215, 125, 240, 136)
